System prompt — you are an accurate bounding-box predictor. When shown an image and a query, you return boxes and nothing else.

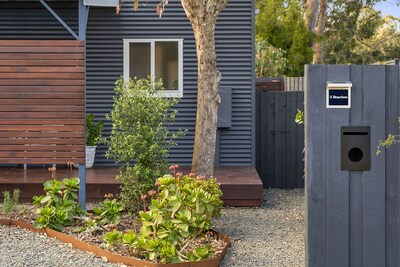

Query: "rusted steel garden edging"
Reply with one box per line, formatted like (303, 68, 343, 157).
(0, 219, 230, 267)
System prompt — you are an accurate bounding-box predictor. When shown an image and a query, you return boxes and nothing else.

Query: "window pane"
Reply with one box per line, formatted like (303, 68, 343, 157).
(129, 43, 150, 79)
(155, 41, 178, 90)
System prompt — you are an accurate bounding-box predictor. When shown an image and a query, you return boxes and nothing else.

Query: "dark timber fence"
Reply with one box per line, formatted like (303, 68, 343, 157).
(306, 65, 400, 267)
(255, 90, 304, 189)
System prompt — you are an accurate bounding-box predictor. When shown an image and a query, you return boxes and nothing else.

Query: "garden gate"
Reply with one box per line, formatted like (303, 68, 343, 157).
(255, 90, 304, 188)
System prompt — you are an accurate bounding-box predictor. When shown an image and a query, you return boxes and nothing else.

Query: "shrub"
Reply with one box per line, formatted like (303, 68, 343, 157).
(105, 77, 185, 211)
(86, 113, 104, 146)
(103, 171, 223, 263)
(33, 178, 86, 231)
(1, 189, 20, 214)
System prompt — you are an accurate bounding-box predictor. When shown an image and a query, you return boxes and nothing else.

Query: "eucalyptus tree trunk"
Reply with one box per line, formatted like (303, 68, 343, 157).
(305, 0, 320, 32)
(180, 0, 228, 177)
(313, 0, 327, 64)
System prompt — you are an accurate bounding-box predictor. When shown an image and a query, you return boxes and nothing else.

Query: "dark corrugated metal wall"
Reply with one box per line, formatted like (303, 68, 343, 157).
(0, 1, 77, 40)
(0, 0, 254, 167)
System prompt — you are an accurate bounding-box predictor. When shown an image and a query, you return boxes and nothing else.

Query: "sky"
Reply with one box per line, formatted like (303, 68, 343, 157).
(374, 1, 400, 18)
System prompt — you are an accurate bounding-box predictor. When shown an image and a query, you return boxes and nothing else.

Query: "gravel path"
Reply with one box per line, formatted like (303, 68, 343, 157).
(0, 188, 304, 267)
(215, 189, 305, 267)
(0, 225, 120, 267)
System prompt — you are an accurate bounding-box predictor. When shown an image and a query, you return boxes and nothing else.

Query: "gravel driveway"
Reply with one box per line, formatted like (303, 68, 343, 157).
(0, 188, 305, 267)
(215, 188, 305, 267)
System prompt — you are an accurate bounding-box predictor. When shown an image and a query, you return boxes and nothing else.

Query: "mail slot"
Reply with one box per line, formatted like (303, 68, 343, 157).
(341, 126, 370, 171)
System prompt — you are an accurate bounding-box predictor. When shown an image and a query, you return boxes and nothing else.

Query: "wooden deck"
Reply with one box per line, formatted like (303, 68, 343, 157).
(0, 166, 263, 206)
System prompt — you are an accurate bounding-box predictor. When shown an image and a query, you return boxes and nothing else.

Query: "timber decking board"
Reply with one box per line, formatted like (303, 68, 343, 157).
(0, 72, 85, 79)
(0, 145, 83, 151)
(0, 106, 84, 112)
(0, 60, 85, 66)
(0, 86, 84, 92)
(0, 54, 85, 60)
(0, 112, 84, 119)
(0, 119, 84, 125)
(0, 93, 84, 99)
(0, 131, 84, 138)
(384, 65, 400, 267)
(0, 166, 263, 206)
(0, 40, 85, 46)
(326, 65, 350, 266)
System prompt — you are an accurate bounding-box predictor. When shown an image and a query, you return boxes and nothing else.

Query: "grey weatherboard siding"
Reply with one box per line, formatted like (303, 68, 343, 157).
(0, 0, 255, 167)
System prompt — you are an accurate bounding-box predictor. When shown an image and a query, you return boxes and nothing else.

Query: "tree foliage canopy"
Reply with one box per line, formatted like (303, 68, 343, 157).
(324, 2, 400, 64)
(256, 0, 400, 77)
(256, 0, 313, 76)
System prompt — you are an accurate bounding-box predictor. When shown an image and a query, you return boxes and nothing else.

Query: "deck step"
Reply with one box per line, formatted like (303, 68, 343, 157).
(0, 166, 263, 207)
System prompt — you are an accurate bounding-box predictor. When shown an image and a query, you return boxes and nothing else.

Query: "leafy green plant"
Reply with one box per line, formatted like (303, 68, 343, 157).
(93, 197, 123, 226)
(2, 189, 20, 214)
(86, 113, 104, 146)
(33, 178, 86, 231)
(295, 108, 305, 178)
(377, 117, 400, 155)
(103, 230, 122, 249)
(295, 109, 304, 125)
(102, 170, 223, 263)
(105, 77, 185, 211)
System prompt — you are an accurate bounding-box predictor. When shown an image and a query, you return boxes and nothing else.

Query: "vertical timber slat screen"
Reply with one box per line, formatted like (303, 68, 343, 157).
(0, 40, 85, 165)
(256, 90, 304, 188)
(283, 77, 304, 91)
(305, 65, 400, 267)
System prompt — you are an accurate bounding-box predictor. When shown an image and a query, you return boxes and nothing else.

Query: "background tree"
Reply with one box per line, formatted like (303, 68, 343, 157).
(180, 0, 228, 177)
(256, 0, 313, 76)
(323, 1, 388, 64)
(305, 0, 327, 64)
(305, 0, 320, 32)
(256, 41, 288, 77)
(352, 14, 400, 63)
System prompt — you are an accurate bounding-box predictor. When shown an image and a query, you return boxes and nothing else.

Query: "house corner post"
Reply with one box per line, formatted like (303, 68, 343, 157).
(78, 165, 86, 209)
(78, 0, 88, 209)
(78, 0, 88, 41)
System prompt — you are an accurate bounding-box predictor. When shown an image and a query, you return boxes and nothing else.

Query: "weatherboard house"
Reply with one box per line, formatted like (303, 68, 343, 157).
(0, 0, 262, 206)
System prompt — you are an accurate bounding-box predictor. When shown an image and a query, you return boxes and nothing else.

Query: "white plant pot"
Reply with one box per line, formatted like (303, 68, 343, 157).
(85, 146, 97, 168)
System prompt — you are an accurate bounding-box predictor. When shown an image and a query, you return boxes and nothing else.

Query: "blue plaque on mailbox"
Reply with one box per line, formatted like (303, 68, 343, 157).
(326, 82, 352, 108)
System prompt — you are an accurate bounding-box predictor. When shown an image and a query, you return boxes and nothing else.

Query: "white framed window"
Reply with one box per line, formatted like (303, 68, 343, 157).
(123, 39, 183, 97)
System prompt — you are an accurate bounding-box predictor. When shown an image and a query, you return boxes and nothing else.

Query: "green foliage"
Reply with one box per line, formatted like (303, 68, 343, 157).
(103, 230, 122, 249)
(2, 189, 20, 214)
(323, 2, 398, 65)
(93, 198, 124, 226)
(377, 117, 400, 155)
(33, 178, 86, 231)
(256, 41, 288, 77)
(102, 173, 223, 263)
(256, 0, 313, 76)
(105, 77, 185, 211)
(295, 109, 304, 125)
(86, 113, 104, 146)
(352, 15, 400, 64)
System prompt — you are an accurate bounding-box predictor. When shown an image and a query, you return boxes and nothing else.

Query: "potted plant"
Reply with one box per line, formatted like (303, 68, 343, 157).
(85, 113, 104, 168)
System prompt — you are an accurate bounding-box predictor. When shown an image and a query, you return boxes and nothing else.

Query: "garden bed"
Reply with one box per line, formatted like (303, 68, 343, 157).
(0, 216, 230, 267)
